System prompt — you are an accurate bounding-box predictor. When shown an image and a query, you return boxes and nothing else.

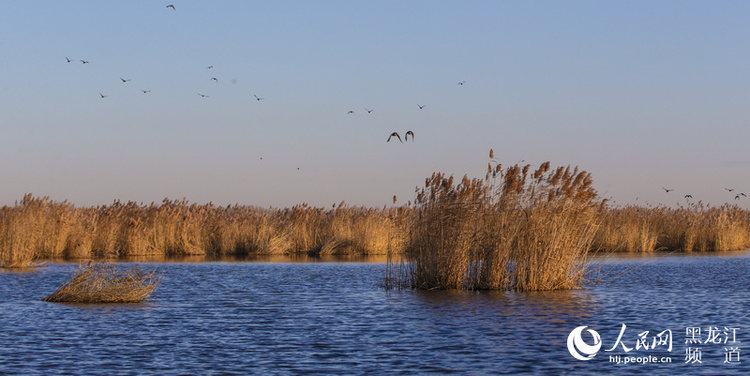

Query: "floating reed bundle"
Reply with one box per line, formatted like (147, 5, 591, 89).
(43, 262, 161, 303)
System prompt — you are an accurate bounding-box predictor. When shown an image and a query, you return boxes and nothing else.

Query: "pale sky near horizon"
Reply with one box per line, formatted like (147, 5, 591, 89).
(2, 1, 750, 209)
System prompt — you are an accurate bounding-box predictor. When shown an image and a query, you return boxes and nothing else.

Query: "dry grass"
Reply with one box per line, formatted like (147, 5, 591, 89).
(1, 170, 749, 269)
(592, 202, 750, 252)
(0, 195, 408, 266)
(0, 195, 78, 267)
(392, 159, 604, 291)
(43, 262, 161, 303)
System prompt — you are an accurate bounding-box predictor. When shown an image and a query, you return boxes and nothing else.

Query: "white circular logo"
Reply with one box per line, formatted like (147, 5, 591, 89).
(567, 326, 602, 361)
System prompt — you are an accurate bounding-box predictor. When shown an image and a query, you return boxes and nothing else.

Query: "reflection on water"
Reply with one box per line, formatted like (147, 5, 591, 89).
(43, 253, 401, 264)
(0, 252, 748, 375)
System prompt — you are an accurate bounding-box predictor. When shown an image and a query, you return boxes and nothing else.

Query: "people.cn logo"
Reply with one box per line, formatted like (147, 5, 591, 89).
(567, 326, 602, 361)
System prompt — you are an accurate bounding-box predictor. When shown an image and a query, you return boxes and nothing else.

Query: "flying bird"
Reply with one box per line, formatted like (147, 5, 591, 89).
(457, 81, 466, 85)
(405, 130, 414, 142)
(418, 104, 426, 109)
(65, 56, 71, 63)
(365, 108, 373, 113)
(725, 188, 735, 192)
(99, 92, 108, 98)
(197, 93, 209, 98)
(120, 78, 131, 83)
(736, 195, 742, 200)
(141, 90, 151, 93)
(685, 195, 692, 198)
(662, 187, 673, 193)
(387, 132, 402, 143)
(254, 95, 264, 101)
(166, 4, 175, 10)
(80, 60, 89, 64)
(206, 65, 213, 69)
(211, 77, 218, 82)
(347, 110, 354, 115)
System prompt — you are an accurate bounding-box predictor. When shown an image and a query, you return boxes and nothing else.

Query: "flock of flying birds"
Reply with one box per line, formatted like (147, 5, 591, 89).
(662, 187, 748, 201)
(66, 51, 450, 145)
(63, 5, 747, 207)
(59, 4, 474, 146)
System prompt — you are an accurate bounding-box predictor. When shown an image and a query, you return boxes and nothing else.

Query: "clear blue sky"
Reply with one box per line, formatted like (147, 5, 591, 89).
(2, 1, 750, 208)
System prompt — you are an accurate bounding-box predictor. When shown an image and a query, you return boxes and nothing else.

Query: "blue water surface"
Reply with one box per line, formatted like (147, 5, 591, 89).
(0, 252, 748, 375)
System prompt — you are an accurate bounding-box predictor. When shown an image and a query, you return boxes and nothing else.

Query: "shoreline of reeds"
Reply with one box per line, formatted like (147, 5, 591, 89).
(0, 194, 411, 268)
(2, 171, 749, 271)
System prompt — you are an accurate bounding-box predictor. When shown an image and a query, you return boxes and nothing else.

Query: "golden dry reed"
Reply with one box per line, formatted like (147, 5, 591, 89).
(43, 261, 160, 303)
(0, 194, 409, 266)
(2, 169, 750, 269)
(389, 159, 605, 291)
(592, 202, 750, 252)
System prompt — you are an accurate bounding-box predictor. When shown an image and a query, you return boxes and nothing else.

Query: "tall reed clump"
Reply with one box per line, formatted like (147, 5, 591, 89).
(390, 154, 605, 291)
(43, 262, 161, 303)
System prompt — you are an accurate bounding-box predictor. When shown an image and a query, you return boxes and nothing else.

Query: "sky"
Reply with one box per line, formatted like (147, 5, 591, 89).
(2, 1, 750, 209)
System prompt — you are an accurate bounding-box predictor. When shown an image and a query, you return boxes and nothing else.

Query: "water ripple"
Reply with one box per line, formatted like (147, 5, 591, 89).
(0, 254, 748, 375)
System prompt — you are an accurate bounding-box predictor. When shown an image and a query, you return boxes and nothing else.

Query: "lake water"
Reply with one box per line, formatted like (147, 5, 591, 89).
(0, 252, 748, 375)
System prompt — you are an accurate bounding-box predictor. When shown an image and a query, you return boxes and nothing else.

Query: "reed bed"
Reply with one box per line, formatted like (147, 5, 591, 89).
(2, 172, 750, 269)
(0, 194, 410, 266)
(390, 159, 605, 291)
(43, 261, 160, 303)
(592, 202, 750, 252)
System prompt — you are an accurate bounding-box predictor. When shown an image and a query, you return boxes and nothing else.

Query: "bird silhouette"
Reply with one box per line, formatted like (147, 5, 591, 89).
(365, 108, 373, 113)
(211, 77, 218, 83)
(347, 110, 354, 115)
(387, 132, 402, 143)
(405, 130, 414, 142)
(736, 195, 742, 200)
(197, 93, 209, 98)
(166, 4, 176, 10)
(254, 95, 264, 101)
(457, 81, 466, 85)
(99, 92, 108, 98)
(206, 65, 213, 69)
(725, 188, 735, 192)
(685, 195, 692, 198)
(65, 56, 71, 63)
(141, 90, 151, 93)
(80, 60, 89, 64)
(662, 187, 673, 193)
(120, 78, 131, 83)
(418, 104, 426, 109)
